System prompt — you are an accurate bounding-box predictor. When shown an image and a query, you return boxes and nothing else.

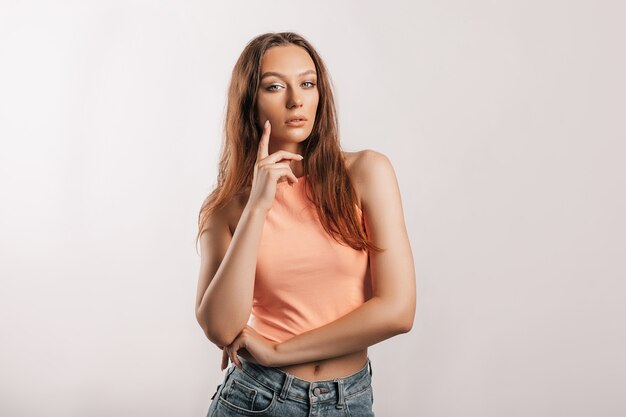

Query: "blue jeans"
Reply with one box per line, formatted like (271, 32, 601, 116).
(206, 357, 375, 416)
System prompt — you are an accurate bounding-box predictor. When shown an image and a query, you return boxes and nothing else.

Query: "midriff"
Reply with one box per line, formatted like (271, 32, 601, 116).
(277, 349, 369, 381)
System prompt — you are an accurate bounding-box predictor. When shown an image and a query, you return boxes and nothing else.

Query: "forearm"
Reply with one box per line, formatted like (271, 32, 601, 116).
(273, 297, 410, 367)
(198, 204, 267, 346)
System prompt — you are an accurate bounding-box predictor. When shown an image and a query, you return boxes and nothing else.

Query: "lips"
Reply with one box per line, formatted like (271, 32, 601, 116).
(285, 115, 307, 123)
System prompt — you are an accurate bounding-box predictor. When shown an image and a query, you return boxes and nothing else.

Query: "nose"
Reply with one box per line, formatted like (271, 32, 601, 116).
(287, 91, 303, 109)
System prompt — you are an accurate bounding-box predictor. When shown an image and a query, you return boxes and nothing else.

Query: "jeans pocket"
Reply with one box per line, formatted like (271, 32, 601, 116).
(218, 368, 277, 414)
(345, 386, 375, 417)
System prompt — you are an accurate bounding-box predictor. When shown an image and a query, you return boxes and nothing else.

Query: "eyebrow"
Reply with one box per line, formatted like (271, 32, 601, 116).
(260, 69, 317, 80)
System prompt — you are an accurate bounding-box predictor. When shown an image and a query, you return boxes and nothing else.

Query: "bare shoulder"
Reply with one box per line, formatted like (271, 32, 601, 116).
(342, 149, 397, 211)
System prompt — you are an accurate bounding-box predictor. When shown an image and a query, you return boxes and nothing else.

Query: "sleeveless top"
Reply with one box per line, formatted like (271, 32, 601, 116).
(247, 175, 372, 343)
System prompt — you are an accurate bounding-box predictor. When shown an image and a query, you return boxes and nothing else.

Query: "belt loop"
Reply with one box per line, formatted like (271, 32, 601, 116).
(368, 358, 373, 378)
(335, 379, 345, 409)
(278, 373, 294, 402)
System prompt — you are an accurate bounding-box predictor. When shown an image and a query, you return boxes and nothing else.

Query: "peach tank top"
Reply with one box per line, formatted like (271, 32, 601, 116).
(247, 175, 372, 343)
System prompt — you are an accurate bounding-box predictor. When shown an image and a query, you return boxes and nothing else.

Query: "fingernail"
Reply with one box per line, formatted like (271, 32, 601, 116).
(265, 120, 270, 128)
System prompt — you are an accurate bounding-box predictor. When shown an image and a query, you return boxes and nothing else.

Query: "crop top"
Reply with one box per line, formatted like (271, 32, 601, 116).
(247, 175, 372, 343)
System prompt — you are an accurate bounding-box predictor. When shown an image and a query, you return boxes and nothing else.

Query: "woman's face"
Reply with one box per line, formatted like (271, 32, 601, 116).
(256, 44, 319, 150)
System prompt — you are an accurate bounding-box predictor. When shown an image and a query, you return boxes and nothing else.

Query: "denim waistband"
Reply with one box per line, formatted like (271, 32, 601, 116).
(232, 357, 373, 409)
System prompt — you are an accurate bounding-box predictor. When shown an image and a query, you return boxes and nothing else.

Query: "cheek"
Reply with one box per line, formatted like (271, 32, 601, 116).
(308, 92, 320, 107)
(255, 100, 272, 122)
(256, 96, 281, 115)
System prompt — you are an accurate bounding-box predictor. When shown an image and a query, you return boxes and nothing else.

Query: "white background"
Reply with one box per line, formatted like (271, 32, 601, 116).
(1, 1, 624, 416)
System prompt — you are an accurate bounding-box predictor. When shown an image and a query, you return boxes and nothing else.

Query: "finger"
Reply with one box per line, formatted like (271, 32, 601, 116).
(256, 161, 291, 171)
(221, 347, 228, 371)
(256, 120, 271, 162)
(265, 166, 299, 185)
(262, 150, 304, 165)
(234, 348, 242, 368)
(229, 342, 242, 368)
(256, 163, 298, 185)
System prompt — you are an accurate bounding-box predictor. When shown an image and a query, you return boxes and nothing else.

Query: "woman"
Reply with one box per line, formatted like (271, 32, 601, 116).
(195, 32, 415, 417)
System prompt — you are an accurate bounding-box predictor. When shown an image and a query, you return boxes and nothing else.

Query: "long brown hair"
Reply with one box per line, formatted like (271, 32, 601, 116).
(196, 32, 382, 254)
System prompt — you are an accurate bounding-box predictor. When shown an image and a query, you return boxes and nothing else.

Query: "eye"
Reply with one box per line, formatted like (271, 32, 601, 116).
(265, 81, 317, 92)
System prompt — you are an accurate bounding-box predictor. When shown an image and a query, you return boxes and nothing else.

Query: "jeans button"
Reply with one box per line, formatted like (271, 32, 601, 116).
(313, 387, 321, 396)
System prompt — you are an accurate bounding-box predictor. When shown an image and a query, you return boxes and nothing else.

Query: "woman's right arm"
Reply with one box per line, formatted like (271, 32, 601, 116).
(195, 202, 268, 347)
(195, 119, 303, 347)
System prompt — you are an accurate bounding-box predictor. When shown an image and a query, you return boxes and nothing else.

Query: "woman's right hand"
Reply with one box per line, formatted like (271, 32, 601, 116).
(247, 120, 304, 213)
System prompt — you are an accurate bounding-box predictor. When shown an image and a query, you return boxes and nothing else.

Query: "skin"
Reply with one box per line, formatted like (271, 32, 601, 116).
(202, 44, 416, 382)
(255, 44, 318, 178)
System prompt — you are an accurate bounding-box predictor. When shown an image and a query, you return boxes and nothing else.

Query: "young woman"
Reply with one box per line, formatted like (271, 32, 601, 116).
(195, 32, 415, 417)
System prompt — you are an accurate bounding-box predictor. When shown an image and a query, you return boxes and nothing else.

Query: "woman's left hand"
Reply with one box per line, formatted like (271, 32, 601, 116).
(221, 325, 279, 370)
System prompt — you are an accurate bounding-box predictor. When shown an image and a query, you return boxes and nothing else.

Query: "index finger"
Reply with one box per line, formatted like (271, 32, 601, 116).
(256, 119, 270, 162)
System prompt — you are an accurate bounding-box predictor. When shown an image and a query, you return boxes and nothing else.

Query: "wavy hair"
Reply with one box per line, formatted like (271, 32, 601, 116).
(196, 31, 382, 254)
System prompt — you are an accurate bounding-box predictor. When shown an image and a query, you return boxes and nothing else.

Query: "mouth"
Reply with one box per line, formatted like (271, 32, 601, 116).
(285, 119, 307, 127)
(285, 115, 308, 123)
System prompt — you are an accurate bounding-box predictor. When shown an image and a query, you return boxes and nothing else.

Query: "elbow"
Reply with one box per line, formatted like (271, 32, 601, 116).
(198, 320, 236, 347)
(379, 297, 415, 334)
(397, 315, 414, 333)
(393, 305, 415, 334)
(199, 322, 231, 347)
(195, 309, 242, 347)
(208, 330, 237, 348)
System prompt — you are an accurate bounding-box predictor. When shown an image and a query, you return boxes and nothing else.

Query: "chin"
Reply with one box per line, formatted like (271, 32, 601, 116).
(277, 128, 313, 141)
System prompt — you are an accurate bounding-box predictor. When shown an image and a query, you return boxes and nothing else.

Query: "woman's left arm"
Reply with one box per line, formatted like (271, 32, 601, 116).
(272, 150, 416, 367)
